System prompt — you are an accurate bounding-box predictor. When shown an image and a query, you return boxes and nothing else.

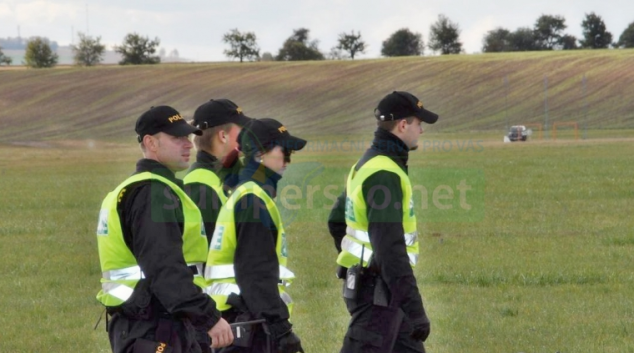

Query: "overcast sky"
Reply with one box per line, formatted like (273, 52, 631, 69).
(1, 0, 632, 61)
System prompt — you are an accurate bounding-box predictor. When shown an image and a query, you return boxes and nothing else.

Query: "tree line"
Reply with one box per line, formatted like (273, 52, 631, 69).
(482, 12, 632, 52)
(1, 12, 633, 68)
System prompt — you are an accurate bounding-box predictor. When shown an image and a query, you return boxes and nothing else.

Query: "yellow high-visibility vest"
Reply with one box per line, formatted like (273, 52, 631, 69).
(204, 181, 295, 313)
(96, 172, 207, 307)
(337, 156, 419, 268)
(184, 168, 228, 205)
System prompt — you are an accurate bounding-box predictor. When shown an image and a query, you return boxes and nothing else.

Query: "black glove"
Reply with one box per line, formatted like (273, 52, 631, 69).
(277, 330, 305, 353)
(410, 317, 431, 342)
(226, 293, 248, 312)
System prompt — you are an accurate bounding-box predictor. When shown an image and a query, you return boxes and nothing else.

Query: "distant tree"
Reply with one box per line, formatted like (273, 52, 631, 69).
(428, 14, 462, 54)
(533, 14, 567, 50)
(335, 30, 366, 59)
(616, 22, 634, 48)
(508, 27, 539, 51)
(223, 28, 260, 62)
(328, 47, 345, 60)
(21, 37, 58, 51)
(482, 27, 511, 52)
(0, 45, 12, 65)
(159, 48, 166, 58)
(71, 32, 105, 66)
(24, 37, 58, 68)
(115, 33, 160, 65)
(560, 34, 579, 49)
(276, 28, 324, 61)
(169, 49, 179, 59)
(260, 52, 274, 61)
(381, 28, 424, 56)
(579, 12, 613, 49)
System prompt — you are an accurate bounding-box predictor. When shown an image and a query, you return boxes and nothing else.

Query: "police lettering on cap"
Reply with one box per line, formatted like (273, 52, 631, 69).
(374, 91, 439, 124)
(135, 105, 202, 142)
(192, 99, 253, 130)
(238, 118, 307, 156)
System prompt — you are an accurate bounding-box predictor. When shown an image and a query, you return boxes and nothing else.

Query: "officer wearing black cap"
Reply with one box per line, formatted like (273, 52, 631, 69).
(204, 118, 306, 353)
(95, 105, 233, 353)
(327, 92, 438, 353)
(184, 99, 253, 247)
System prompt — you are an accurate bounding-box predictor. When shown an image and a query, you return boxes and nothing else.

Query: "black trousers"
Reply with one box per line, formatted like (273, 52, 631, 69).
(340, 281, 426, 353)
(108, 312, 205, 353)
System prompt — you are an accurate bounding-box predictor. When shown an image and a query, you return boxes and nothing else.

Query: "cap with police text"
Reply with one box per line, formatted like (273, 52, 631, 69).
(374, 91, 439, 124)
(192, 99, 252, 130)
(238, 118, 307, 155)
(135, 105, 202, 142)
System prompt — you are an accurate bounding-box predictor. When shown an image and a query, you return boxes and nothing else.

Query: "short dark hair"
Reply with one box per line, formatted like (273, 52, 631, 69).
(193, 123, 234, 151)
(377, 116, 415, 131)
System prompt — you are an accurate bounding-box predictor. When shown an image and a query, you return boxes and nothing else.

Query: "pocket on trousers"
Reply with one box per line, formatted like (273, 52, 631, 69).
(132, 338, 174, 353)
(368, 305, 400, 333)
(347, 326, 383, 348)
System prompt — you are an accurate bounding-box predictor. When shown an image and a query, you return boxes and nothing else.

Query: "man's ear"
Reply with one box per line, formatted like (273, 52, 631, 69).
(218, 129, 228, 144)
(398, 118, 408, 132)
(143, 134, 158, 152)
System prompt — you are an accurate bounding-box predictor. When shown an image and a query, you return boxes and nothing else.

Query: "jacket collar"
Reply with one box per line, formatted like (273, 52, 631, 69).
(189, 150, 220, 172)
(369, 128, 410, 169)
(238, 158, 282, 199)
(135, 158, 183, 188)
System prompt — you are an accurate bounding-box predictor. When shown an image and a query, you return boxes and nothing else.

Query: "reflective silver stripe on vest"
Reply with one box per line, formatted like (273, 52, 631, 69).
(404, 232, 418, 247)
(206, 282, 241, 296)
(346, 226, 418, 246)
(342, 235, 418, 266)
(205, 264, 234, 279)
(280, 291, 293, 306)
(102, 282, 134, 301)
(206, 282, 293, 306)
(279, 266, 296, 280)
(206, 264, 295, 280)
(341, 237, 373, 264)
(103, 263, 203, 280)
(103, 265, 145, 280)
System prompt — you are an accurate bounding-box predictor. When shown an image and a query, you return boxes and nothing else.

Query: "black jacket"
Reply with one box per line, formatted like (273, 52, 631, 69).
(185, 151, 226, 245)
(327, 128, 428, 323)
(116, 159, 221, 330)
(230, 158, 293, 337)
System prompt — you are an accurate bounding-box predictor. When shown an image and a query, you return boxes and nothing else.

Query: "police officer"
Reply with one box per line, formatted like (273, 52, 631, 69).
(327, 91, 438, 353)
(184, 99, 253, 246)
(204, 118, 306, 353)
(95, 105, 233, 353)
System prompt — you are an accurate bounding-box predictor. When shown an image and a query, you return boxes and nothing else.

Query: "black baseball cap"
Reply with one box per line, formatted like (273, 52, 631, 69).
(192, 99, 253, 130)
(238, 118, 307, 155)
(135, 105, 202, 142)
(374, 91, 439, 124)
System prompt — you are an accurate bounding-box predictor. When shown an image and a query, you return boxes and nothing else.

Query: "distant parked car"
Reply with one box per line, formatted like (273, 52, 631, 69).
(506, 125, 528, 142)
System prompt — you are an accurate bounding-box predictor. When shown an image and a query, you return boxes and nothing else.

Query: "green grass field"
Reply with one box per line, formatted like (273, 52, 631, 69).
(1, 132, 632, 352)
